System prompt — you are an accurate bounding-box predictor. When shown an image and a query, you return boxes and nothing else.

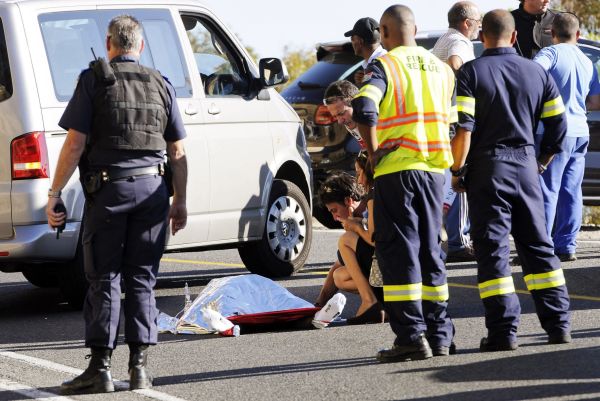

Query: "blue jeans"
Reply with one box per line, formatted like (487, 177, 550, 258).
(537, 136, 588, 254)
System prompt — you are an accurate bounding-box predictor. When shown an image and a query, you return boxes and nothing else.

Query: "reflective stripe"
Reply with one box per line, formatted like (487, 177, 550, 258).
(478, 276, 515, 299)
(541, 96, 565, 118)
(355, 84, 384, 108)
(422, 284, 449, 301)
(380, 136, 450, 153)
(380, 55, 404, 116)
(384, 283, 422, 302)
(449, 105, 458, 123)
(456, 96, 475, 116)
(379, 112, 449, 127)
(524, 269, 566, 291)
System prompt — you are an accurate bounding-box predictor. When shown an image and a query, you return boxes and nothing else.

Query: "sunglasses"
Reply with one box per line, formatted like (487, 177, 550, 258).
(323, 96, 350, 106)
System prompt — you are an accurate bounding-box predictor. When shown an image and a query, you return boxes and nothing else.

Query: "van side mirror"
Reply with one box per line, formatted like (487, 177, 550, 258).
(259, 58, 289, 87)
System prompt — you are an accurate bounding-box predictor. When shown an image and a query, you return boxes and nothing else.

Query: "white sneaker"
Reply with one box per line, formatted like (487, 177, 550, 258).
(312, 293, 346, 328)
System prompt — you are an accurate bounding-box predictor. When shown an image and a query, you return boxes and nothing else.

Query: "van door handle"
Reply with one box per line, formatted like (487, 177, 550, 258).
(185, 104, 198, 115)
(207, 103, 221, 115)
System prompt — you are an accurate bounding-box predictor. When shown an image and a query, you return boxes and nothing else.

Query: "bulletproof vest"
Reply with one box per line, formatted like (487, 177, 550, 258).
(90, 58, 168, 151)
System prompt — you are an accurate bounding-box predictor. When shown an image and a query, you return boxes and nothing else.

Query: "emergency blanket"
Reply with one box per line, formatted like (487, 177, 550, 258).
(158, 274, 319, 335)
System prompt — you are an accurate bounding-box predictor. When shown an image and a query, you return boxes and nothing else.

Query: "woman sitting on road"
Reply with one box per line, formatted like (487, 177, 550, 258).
(314, 153, 383, 324)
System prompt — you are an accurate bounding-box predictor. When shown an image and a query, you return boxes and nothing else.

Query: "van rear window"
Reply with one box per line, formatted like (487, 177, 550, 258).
(39, 9, 191, 101)
(0, 18, 12, 102)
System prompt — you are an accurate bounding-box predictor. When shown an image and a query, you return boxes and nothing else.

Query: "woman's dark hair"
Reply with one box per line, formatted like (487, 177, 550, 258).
(355, 150, 374, 189)
(317, 171, 363, 206)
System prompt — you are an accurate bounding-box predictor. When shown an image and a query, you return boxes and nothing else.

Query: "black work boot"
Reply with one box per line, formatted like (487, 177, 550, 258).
(129, 344, 153, 390)
(376, 333, 433, 363)
(60, 348, 114, 395)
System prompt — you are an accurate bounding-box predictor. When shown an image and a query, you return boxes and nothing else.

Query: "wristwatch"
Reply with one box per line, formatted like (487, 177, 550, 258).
(47, 188, 62, 198)
(449, 166, 466, 177)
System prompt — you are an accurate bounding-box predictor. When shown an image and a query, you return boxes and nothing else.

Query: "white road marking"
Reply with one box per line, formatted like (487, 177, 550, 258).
(0, 379, 74, 401)
(0, 350, 189, 401)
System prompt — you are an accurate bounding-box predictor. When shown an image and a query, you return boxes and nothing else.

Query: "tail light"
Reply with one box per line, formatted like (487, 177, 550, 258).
(314, 105, 336, 126)
(11, 132, 49, 180)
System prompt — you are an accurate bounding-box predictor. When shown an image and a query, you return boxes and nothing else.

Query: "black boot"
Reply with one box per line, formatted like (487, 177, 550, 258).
(129, 344, 153, 390)
(60, 348, 114, 395)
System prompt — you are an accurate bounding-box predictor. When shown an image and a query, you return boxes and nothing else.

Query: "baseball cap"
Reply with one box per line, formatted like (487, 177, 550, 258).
(344, 17, 379, 42)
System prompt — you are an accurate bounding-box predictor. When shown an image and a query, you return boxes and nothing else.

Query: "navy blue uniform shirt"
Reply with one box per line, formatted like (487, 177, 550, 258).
(59, 55, 186, 168)
(456, 47, 567, 160)
(352, 60, 386, 127)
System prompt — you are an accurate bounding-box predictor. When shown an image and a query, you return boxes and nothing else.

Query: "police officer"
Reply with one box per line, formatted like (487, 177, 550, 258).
(46, 15, 188, 394)
(512, 0, 557, 59)
(451, 9, 571, 352)
(353, 4, 457, 362)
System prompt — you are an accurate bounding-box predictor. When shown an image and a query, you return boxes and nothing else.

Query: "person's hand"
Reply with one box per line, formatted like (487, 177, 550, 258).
(169, 199, 187, 235)
(46, 197, 66, 229)
(451, 175, 466, 193)
(372, 145, 398, 168)
(341, 217, 362, 232)
(353, 69, 365, 84)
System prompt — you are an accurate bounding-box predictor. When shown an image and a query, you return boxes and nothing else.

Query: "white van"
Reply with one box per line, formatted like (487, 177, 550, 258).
(0, 0, 313, 308)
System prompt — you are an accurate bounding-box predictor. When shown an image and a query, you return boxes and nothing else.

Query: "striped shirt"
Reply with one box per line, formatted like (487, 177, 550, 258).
(431, 28, 474, 64)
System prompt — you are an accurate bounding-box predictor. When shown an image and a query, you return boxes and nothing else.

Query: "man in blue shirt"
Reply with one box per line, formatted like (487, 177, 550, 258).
(451, 9, 571, 352)
(533, 12, 600, 262)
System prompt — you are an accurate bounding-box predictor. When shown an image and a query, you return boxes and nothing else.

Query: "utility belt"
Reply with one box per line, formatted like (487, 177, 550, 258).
(82, 164, 165, 196)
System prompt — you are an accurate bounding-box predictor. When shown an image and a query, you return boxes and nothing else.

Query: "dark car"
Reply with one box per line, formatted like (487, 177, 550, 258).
(281, 32, 600, 227)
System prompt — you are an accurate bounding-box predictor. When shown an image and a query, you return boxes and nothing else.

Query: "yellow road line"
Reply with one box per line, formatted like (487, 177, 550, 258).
(161, 259, 600, 302)
(161, 257, 244, 268)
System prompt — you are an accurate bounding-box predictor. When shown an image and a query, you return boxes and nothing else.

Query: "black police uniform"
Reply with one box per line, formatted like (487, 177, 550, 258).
(59, 55, 186, 350)
(456, 47, 571, 346)
(512, 4, 556, 59)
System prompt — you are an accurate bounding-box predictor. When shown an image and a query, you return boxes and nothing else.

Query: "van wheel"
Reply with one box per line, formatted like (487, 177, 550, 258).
(21, 266, 59, 288)
(58, 236, 88, 310)
(238, 180, 312, 278)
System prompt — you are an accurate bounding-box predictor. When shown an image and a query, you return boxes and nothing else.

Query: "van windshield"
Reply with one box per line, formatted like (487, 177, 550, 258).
(38, 9, 191, 101)
(0, 18, 12, 102)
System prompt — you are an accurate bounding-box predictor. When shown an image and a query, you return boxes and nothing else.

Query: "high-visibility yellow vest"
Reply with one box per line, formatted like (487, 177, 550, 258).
(357, 46, 456, 177)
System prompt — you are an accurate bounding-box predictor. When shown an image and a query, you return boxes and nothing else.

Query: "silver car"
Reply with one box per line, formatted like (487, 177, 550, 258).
(0, 0, 313, 308)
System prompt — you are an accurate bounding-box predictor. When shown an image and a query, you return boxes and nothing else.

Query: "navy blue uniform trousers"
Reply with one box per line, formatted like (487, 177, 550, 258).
(82, 174, 169, 349)
(466, 147, 570, 342)
(374, 170, 453, 348)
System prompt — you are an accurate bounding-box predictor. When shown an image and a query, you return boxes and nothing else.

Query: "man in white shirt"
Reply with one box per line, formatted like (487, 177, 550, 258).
(432, 1, 481, 72)
(344, 17, 387, 84)
(432, 1, 481, 263)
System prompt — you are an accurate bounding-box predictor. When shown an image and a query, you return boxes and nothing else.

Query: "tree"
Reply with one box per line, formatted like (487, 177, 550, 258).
(279, 45, 316, 91)
(552, 0, 600, 38)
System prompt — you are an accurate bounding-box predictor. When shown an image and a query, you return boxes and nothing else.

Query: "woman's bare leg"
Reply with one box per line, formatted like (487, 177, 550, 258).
(338, 231, 378, 316)
(315, 260, 342, 306)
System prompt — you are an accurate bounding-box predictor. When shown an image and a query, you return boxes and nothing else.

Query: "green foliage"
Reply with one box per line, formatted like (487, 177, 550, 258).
(552, 0, 600, 36)
(279, 45, 316, 91)
(583, 206, 600, 225)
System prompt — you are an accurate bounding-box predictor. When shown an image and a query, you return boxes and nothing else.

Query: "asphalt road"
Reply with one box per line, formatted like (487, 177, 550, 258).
(1, 226, 599, 401)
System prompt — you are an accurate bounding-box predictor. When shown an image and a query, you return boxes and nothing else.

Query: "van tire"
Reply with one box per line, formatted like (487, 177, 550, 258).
(58, 235, 88, 310)
(238, 179, 312, 278)
(21, 267, 59, 288)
